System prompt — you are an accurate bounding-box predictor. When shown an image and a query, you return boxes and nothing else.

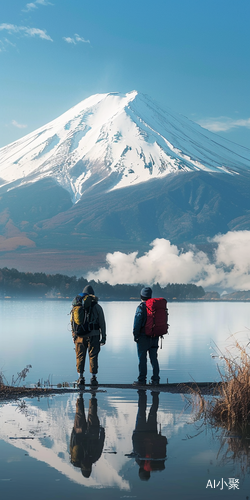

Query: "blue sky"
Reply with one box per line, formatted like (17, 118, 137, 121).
(0, 0, 249, 149)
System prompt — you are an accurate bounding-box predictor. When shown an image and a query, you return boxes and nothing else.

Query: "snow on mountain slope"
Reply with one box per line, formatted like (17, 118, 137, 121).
(0, 91, 249, 204)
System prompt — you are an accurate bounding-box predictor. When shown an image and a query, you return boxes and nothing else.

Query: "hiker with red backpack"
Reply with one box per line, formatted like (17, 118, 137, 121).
(132, 390, 167, 480)
(133, 287, 169, 386)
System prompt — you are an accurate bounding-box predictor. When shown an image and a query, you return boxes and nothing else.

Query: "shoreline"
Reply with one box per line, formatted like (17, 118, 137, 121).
(0, 381, 220, 401)
(1, 297, 250, 302)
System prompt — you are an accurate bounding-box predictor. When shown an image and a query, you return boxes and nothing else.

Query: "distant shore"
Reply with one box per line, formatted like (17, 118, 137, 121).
(1, 296, 250, 302)
(1, 268, 249, 301)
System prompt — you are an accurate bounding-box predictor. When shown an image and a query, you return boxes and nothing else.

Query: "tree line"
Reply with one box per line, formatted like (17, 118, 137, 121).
(0, 267, 205, 300)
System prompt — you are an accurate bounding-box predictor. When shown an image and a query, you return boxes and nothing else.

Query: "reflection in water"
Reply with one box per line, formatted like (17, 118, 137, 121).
(1, 391, 250, 498)
(132, 390, 167, 481)
(210, 426, 250, 478)
(70, 394, 105, 478)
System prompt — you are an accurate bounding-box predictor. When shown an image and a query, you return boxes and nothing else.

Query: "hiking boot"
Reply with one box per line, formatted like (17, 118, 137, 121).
(149, 380, 159, 386)
(77, 377, 85, 387)
(90, 375, 98, 387)
(132, 380, 146, 386)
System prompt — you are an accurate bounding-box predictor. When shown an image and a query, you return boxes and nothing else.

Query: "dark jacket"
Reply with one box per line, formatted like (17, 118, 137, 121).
(133, 301, 147, 342)
(132, 391, 167, 473)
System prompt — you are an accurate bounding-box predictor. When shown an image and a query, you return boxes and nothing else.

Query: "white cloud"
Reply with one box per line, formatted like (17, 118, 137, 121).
(75, 33, 90, 43)
(25, 27, 52, 40)
(36, 0, 52, 4)
(0, 23, 53, 41)
(25, 2, 37, 10)
(87, 231, 250, 291)
(0, 23, 19, 32)
(197, 117, 250, 133)
(24, 0, 53, 11)
(3, 37, 16, 47)
(11, 120, 27, 129)
(63, 37, 76, 45)
(0, 39, 9, 52)
(87, 239, 210, 286)
(0, 33, 16, 52)
(63, 33, 90, 45)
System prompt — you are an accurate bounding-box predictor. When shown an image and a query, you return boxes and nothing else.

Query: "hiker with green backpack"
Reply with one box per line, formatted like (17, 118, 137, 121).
(133, 287, 169, 386)
(71, 284, 106, 387)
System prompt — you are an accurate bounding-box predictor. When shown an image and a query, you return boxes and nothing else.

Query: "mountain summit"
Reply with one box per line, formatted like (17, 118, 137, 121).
(0, 91, 249, 204)
(0, 91, 250, 274)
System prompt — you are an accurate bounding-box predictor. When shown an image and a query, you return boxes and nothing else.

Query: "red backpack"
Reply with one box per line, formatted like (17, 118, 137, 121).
(145, 298, 169, 337)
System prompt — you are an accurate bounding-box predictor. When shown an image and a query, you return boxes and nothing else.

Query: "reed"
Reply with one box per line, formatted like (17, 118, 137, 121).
(189, 339, 250, 432)
(211, 340, 250, 431)
(0, 364, 32, 387)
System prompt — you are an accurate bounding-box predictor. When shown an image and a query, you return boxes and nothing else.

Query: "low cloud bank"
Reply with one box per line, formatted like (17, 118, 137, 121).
(197, 116, 250, 132)
(87, 231, 250, 291)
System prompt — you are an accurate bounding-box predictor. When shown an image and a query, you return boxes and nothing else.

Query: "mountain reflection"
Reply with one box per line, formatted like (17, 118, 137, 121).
(2, 390, 250, 497)
(0, 391, 188, 491)
(70, 393, 105, 478)
(131, 390, 167, 480)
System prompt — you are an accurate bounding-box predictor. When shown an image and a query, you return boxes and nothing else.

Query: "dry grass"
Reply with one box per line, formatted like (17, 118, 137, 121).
(0, 365, 32, 388)
(212, 340, 250, 431)
(185, 341, 250, 475)
(189, 339, 250, 433)
(0, 373, 7, 387)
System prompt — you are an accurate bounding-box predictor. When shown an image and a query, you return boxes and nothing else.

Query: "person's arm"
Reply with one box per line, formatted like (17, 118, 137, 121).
(133, 303, 146, 342)
(97, 305, 106, 344)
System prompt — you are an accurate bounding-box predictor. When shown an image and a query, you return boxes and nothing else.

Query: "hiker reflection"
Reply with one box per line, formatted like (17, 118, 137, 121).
(70, 393, 105, 478)
(132, 390, 167, 481)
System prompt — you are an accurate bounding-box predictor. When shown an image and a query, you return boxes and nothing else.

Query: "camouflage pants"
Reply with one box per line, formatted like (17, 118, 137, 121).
(75, 335, 100, 374)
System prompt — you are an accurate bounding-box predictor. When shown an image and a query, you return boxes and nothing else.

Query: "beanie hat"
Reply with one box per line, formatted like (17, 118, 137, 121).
(140, 286, 152, 300)
(83, 284, 95, 295)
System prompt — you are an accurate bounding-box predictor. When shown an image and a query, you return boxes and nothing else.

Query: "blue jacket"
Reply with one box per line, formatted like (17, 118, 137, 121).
(133, 301, 147, 341)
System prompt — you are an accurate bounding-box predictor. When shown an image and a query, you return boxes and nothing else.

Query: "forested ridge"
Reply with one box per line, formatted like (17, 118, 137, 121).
(0, 267, 205, 300)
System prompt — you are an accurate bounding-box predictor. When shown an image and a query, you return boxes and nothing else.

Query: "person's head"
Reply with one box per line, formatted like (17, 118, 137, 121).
(140, 286, 152, 301)
(83, 284, 95, 296)
(81, 464, 92, 478)
(139, 466, 151, 481)
(81, 457, 93, 477)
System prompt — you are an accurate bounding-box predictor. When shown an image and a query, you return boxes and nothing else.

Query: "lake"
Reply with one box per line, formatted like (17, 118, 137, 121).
(1, 300, 250, 499)
(1, 300, 250, 386)
(0, 389, 249, 499)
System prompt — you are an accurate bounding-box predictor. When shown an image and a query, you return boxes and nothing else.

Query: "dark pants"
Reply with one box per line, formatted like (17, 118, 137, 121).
(135, 390, 159, 433)
(132, 391, 167, 477)
(137, 336, 159, 382)
(75, 335, 100, 374)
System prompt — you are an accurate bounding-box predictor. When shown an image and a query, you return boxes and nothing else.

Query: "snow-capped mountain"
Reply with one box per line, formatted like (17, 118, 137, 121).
(0, 91, 249, 204)
(0, 91, 250, 274)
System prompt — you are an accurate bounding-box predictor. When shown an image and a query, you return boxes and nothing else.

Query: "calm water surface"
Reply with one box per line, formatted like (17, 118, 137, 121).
(0, 389, 249, 500)
(1, 301, 250, 499)
(1, 300, 250, 385)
